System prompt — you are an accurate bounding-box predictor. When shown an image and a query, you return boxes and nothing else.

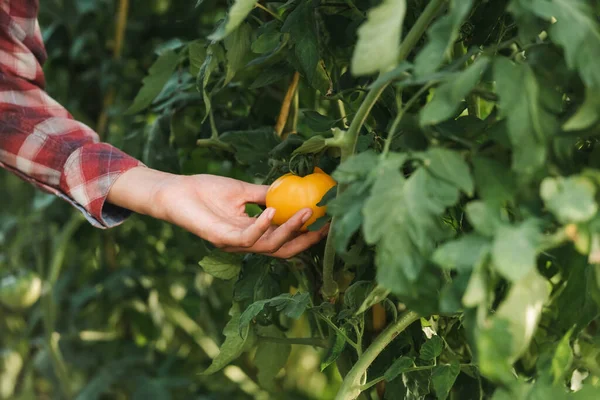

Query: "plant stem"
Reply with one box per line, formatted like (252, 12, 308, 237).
(360, 363, 476, 391)
(382, 83, 432, 156)
(335, 311, 419, 400)
(196, 138, 234, 152)
(320, 0, 447, 301)
(254, 3, 283, 21)
(257, 335, 328, 348)
(41, 214, 83, 400)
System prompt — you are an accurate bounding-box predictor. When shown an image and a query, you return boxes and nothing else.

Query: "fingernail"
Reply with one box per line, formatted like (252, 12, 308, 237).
(301, 210, 312, 224)
(266, 208, 276, 220)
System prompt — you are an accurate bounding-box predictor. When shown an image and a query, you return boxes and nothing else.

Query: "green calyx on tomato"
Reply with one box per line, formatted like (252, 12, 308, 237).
(0, 270, 42, 311)
(265, 167, 336, 231)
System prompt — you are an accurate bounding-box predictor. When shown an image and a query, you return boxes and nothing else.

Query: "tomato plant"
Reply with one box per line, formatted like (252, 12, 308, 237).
(4, 0, 600, 399)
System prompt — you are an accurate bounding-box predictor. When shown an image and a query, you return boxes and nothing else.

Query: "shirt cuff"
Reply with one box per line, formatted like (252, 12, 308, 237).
(59, 142, 145, 228)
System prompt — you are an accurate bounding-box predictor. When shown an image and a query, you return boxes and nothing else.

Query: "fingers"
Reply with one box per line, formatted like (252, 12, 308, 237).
(218, 207, 275, 248)
(251, 208, 314, 253)
(242, 183, 270, 205)
(222, 214, 330, 259)
(269, 224, 330, 258)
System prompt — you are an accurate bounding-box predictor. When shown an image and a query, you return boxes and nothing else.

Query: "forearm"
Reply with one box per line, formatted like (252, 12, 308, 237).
(106, 166, 176, 219)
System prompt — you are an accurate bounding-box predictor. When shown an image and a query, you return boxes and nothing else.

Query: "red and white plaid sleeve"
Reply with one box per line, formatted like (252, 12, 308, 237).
(0, 0, 144, 228)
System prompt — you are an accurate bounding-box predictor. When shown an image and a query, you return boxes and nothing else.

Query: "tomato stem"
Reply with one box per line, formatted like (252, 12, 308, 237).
(335, 311, 419, 400)
(321, 0, 448, 301)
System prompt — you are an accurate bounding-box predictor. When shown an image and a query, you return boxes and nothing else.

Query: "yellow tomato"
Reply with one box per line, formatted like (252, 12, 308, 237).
(266, 167, 336, 231)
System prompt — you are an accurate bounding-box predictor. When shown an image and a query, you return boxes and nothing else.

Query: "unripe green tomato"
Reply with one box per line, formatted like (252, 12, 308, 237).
(0, 270, 42, 311)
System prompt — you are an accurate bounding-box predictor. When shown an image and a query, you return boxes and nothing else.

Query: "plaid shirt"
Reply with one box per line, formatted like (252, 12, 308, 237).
(0, 0, 143, 228)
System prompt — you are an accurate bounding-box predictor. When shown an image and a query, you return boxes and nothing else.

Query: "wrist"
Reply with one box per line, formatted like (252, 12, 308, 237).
(107, 166, 175, 218)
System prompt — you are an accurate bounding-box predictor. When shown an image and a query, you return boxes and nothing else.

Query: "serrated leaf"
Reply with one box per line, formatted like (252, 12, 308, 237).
(364, 165, 459, 295)
(540, 176, 598, 224)
(199, 251, 243, 280)
(126, 50, 179, 114)
(424, 147, 474, 196)
(202, 303, 256, 375)
(238, 293, 310, 337)
(432, 233, 490, 272)
(414, 0, 474, 77)
(421, 57, 490, 125)
(432, 360, 460, 400)
(208, 0, 258, 41)
(420, 335, 444, 360)
(292, 136, 327, 155)
(492, 219, 541, 281)
(351, 0, 407, 76)
(494, 58, 559, 177)
(384, 356, 415, 382)
(282, 3, 320, 84)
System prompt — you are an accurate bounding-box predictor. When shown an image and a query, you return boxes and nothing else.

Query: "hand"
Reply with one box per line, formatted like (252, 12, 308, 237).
(107, 167, 329, 258)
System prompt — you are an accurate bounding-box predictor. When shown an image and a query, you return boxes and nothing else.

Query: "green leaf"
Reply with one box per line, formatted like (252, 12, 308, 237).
(292, 136, 328, 155)
(254, 326, 291, 391)
(414, 0, 474, 77)
(564, 88, 600, 131)
(303, 111, 339, 133)
(282, 2, 319, 84)
(528, 0, 600, 89)
(252, 30, 282, 54)
(494, 57, 559, 177)
(432, 233, 490, 272)
(351, 0, 407, 76)
(462, 263, 488, 308)
(478, 271, 550, 382)
(208, 0, 258, 41)
(238, 293, 310, 337)
(126, 50, 179, 114)
(364, 165, 459, 295)
(550, 327, 574, 385)
(198, 251, 243, 280)
(384, 356, 415, 382)
(201, 303, 256, 375)
(332, 150, 381, 184)
(356, 285, 391, 315)
(188, 40, 206, 76)
(220, 128, 281, 175)
(432, 360, 461, 400)
(465, 201, 504, 237)
(420, 335, 444, 360)
(224, 23, 252, 84)
(472, 156, 516, 206)
(540, 176, 598, 224)
(492, 219, 541, 281)
(424, 147, 474, 196)
(421, 57, 490, 125)
(320, 329, 347, 371)
(328, 183, 371, 252)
